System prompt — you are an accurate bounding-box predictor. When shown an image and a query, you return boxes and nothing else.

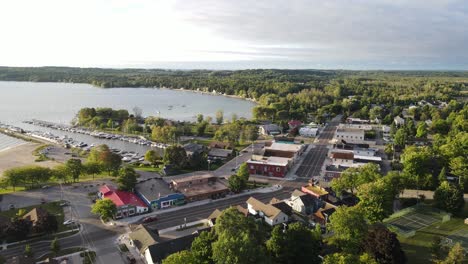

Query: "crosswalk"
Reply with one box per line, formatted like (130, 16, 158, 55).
(0, 133, 26, 152)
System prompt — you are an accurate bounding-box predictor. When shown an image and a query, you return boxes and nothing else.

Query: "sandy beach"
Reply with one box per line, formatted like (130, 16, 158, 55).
(0, 142, 59, 177)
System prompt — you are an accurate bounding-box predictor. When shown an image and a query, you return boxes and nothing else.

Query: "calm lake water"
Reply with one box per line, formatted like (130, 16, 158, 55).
(0, 81, 256, 153)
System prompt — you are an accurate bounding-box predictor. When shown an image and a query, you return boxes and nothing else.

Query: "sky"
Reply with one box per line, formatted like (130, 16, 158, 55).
(0, 0, 467, 70)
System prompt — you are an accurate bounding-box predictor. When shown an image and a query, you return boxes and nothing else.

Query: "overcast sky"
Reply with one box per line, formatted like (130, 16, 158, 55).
(0, 0, 467, 70)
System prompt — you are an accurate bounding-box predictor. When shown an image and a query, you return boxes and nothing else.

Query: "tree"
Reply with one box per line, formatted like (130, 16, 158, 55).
(434, 181, 464, 215)
(323, 253, 378, 264)
(33, 214, 58, 234)
(66, 158, 83, 182)
(401, 146, 434, 189)
(91, 199, 117, 221)
(328, 206, 368, 253)
(163, 146, 188, 169)
(84, 161, 102, 180)
(117, 167, 138, 191)
(357, 180, 395, 223)
(132, 106, 143, 120)
(88, 145, 121, 176)
(437, 243, 465, 264)
(416, 122, 428, 139)
(196, 114, 204, 123)
(331, 163, 381, 194)
(228, 175, 245, 193)
(191, 230, 216, 264)
(430, 236, 448, 262)
(237, 163, 250, 182)
(266, 222, 321, 264)
(5, 218, 31, 241)
(212, 231, 268, 264)
(394, 128, 407, 149)
(196, 121, 209, 136)
(450, 157, 468, 188)
(24, 244, 33, 258)
(215, 109, 224, 125)
(362, 224, 406, 264)
(144, 150, 160, 165)
(163, 250, 196, 264)
(438, 167, 447, 185)
(152, 125, 177, 143)
(50, 237, 60, 257)
(3, 167, 25, 191)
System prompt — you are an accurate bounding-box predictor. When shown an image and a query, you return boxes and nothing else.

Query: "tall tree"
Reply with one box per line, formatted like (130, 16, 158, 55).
(434, 181, 464, 215)
(117, 167, 138, 191)
(162, 250, 196, 264)
(163, 146, 188, 169)
(357, 180, 395, 223)
(91, 199, 117, 221)
(362, 224, 406, 264)
(66, 158, 83, 182)
(228, 174, 245, 193)
(266, 222, 321, 264)
(84, 161, 102, 180)
(215, 109, 224, 125)
(5, 218, 31, 241)
(323, 253, 378, 264)
(328, 206, 368, 253)
(50, 237, 60, 257)
(237, 163, 250, 182)
(191, 230, 216, 264)
(437, 243, 465, 264)
(331, 163, 381, 194)
(416, 122, 428, 138)
(144, 150, 160, 165)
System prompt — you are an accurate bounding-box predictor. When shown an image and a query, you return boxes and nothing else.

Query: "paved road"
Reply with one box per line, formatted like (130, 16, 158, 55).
(295, 119, 339, 178)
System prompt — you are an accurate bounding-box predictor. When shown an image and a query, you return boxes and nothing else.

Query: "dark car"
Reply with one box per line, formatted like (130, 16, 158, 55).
(142, 216, 158, 223)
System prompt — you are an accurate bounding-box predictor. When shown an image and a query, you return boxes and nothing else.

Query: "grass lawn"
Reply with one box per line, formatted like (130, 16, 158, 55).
(0, 201, 71, 234)
(0, 186, 26, 195)
(246, 181, 270, 190)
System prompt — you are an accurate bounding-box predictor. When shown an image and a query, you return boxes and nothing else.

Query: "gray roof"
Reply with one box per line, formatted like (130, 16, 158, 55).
(136, 177, 176, 202)
(208, 148, 233, 158)
(183, 143, 205, 154)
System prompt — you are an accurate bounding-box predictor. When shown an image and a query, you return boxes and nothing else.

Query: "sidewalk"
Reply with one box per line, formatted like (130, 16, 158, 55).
(1, 227, 81, 250)
(115, 185, 283, 225)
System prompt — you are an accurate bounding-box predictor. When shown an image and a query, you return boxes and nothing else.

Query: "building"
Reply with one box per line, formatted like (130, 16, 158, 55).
(301, 183, 329, 200)
(288, 190, 322, 215)
(98, 185, 149, 218)
(136, 178, 185, 210)
(183, 143, 205, 157)
(170, 174, 229, 202)
(264, 142, 306, 160)
(207, 206, 249, 226)
(334, 127, 365, 143)
(299, 126, 319, 137)
(208, 141, 233, 149)
(288, 120, 303, 129)
(330, 151, 354, 167)
(338, 123, 373, 131)
(22, 207, 49, 227)
(246, 155, 291, 177)
(246, 197, 289, 226)
(208, 148, 233, 161)
(313, 203, 337, 226)
(394, 116, 405, 126)
(129, 224, 211, 264)
(382, 125, 391, 138)
(259, 124, 282, 136)
(345, 117, 370, 124)
(329, 150, 382, 168)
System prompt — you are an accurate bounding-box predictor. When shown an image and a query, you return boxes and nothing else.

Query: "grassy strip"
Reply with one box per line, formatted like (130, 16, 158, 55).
(0, 129, 41, 143)
(176, 222, 205, 231)
(33, 144, 52, 162)
(37, 247, 86, 261)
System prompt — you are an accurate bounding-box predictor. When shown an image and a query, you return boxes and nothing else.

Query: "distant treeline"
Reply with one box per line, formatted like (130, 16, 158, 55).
(0, 66, 467, 122)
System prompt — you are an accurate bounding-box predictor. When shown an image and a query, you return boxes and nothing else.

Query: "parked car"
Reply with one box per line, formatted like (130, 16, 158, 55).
(8, 204, 15, 210)
(60, 201, 70, 207)
(42, 185, 50, 189)
(142, 216, 158, 223)
(63, 219, 76, 225)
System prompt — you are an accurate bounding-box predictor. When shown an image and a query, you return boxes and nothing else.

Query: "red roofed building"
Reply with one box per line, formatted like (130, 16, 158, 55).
(288, 120, 303, 129)
(98, 185, 148, 219)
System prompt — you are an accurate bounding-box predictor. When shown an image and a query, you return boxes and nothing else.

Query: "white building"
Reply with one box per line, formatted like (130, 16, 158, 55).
(299, 126, 319, 137)
(394, 116, 405, 126)
(246, 197, 288, 226)
(334, 127, 365, 143)
(259, 124, 282, 136)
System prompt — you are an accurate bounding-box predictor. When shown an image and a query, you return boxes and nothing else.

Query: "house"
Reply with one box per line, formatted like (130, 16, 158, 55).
(288, 190, 322, 215)
(170, 174, 229, 202)
(330, 150, 381, 168)
(334, 127, 365, 143)
(246, 155, 291, 177)
(259, 124, 282, 136)
(98, 185, 149, 218)
(382, 125, 391, 138)
(208, 141, 233, 149)
(394, 116, 405, 126)
(299, 126, 319, 137)
(136, 178, 185, 210)
(263, 142, 305, 161)
(208, 148, 233, 160)
(246, 197, 288, 226)
(288, 120, 303, 129)
(183, 143, 205, 157)
(301, 183, 329, 200)
(313, 203, 337, 226)
(207, 206, 249, 227)
(269, 198, 293, 216)
(129, 224, 211, 264)
(22, 207, 49, 227)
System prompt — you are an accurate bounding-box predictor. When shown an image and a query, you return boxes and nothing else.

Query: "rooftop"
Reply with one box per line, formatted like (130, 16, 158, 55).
(248, 155, 291, 166)
(99, 185, 148, 208)
(136, 178, 175, 202)
(129, 224, 160, 253)
(171, 173, 215, 185)
(246, 197, 285, 219)
(208, 148, 233, 157)
(266, 142, 303, 153)
(178, 180, 229, 198)
(336, 127, 365, 134)
(303, 184, 329, 196)
(330, 152, 354, 160)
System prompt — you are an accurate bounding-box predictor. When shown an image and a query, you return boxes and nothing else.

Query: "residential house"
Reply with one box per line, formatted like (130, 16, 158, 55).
(269, 198, 293, 216)
(259, 124, 282, 136)
(313, 203, 337, 226)
(183, 143, 205, 157)
(208, 141, 233, 149)
(246, 197, 289, 226)
(207, 206, 248, 227)
(246, 155, 291, 177)
(98, 185, 149, 218)
(208, 148, 233, 161)
(22, 207, 49, 227)
(288, 120, 303, 129)
(299, 126, 319, 137)
(170, 174, 229, 202)
(136, 178, 185, 210)
(301, 183, 329, 200)
(288, 190, 322, 215)
(394, 116, 405, 126)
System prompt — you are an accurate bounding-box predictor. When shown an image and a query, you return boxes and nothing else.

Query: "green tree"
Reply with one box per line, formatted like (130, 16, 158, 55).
(91, 199, 117, 221)
(117, 167, 138, 191)
(3, 167, 25, 191)
(196, 121, 209, 136)
(66, 158, 83, 182)
(237, 163, 250, 182)
(88, 145, 121, 176)
(50, 237, 60, 257)
(191, 230, 216, 264)
(144, 150, 160, 165)
(437, 243, 465, 264)
(163, 250, 196, 264)
(357, 180, 395, 223)
(394, 128, 407, 149)
(163, 146, 188, 169)
(416, 122, 428, 138)
(331, 163, 381, 195)
(401, 146, 434, 189)
(196, 114, 204, 123)
(24, 244, 33, 258)
(228, 175, 245, 193)
(52, 164, 71, 183)
(212, 232, 268, 264)
(5, 219, 31, 241)
(323, 253, 378, 264)
(215, 109, 224, 125)
(266, 222, 321, 264)
(328, 206, 368, 253)
(434, 181, 464, 215)
(84, 161, 102, 180)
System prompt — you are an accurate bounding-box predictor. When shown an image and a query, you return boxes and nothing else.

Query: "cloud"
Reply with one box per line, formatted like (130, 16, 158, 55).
(174, 0, 468, 69)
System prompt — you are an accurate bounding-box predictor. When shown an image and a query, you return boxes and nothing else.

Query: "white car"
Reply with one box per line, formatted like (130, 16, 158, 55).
(63, 219, 76, 225)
